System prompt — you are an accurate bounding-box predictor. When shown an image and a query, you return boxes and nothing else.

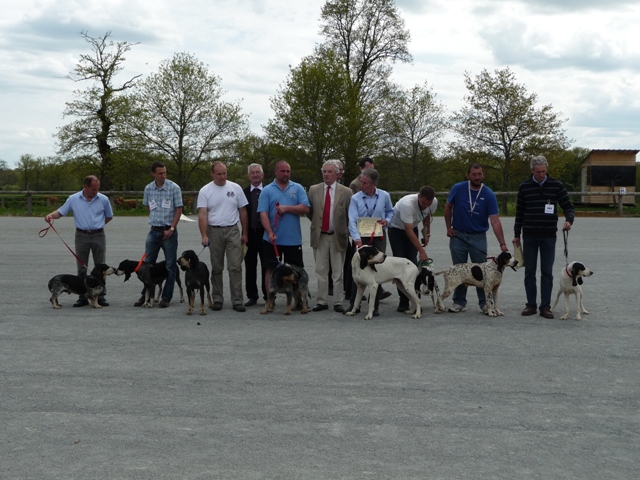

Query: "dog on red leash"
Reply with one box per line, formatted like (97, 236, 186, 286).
(551, 261, 593, 320)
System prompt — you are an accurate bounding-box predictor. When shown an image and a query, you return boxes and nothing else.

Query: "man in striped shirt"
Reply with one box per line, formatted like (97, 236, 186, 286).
(513, 155, 575, 319)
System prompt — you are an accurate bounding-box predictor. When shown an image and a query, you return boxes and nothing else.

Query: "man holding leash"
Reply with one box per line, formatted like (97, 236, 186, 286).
(444, 163, 508, 314)
(198, 161, 249, 312)
(258, 160, 310, 293)
(140, 161, 183, 308)
(346, 168, 394, 317)
(388, 185, 438, 313)
(513, 155, 574, 319)
(45, 175, 113, 307)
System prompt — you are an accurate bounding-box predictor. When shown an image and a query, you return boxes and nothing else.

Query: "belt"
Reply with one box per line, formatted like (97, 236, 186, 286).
(208, 225, 234, 228)
(321, 231, 334, 235)
(151, 225, 172, 232)
(76, 228, 103, 234)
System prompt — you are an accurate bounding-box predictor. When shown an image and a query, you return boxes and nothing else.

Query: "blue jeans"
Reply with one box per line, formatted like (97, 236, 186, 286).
(523, 235, 556, 310)
(449, 232, 487, 308)
(144, 228, 178, 301)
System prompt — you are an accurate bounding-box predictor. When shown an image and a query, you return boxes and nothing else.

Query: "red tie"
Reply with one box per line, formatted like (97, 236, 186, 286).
(322, 185, 331, 232)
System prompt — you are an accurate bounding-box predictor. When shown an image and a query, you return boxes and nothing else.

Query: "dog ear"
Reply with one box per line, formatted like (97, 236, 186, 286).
(359, 251, 370, 270)
(428, 273, 435, 292)
(124, 272, 131, 282)
(577, 277, 583, 285)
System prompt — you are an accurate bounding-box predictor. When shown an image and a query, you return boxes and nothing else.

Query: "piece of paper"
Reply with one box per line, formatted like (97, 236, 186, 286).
(357, 217, 383, 237)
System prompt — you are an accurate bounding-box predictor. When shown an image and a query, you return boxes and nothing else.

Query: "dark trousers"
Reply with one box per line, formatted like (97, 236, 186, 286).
(388, 226, 418, 308)
(348, 236, 386, 310)
(75, 230, 107, 297)
(245, 228, 267, 300)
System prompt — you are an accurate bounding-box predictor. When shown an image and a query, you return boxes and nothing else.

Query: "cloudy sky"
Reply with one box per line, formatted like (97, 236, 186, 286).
(2, 0, 639, 167)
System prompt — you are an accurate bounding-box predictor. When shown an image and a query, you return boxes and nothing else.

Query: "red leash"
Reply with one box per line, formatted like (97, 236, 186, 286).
(39, 219, 86, 267)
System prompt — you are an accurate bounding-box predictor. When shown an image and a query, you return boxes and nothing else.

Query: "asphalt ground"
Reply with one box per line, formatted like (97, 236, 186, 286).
(1, 215, 639, 479)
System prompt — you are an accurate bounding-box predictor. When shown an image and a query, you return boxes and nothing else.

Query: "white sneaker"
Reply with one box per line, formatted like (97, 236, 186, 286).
(448, 303, 467, 313)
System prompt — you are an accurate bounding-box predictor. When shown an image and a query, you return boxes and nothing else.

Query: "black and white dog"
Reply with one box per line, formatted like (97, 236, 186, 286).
(115, 259, 184, 308)
(177, 250, 212, 316)
(551, 261, 593, 320)
(345, 245, 422, 320)
(435, 251, 517, 317)
(415, 264, 445, 313)
(48, 263, 115, 309)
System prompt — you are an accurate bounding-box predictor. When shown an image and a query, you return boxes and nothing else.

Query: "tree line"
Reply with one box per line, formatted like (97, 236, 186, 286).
(0, 0, 592, 213)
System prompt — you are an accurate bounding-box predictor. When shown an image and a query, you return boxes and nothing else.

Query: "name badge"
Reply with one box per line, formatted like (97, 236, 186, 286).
(162, 198, 172, 209)
(148, 199, 158, 210)
(544, 203, 554, 214)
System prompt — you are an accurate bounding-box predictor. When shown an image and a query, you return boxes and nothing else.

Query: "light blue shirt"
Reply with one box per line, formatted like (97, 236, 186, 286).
(257, 180, 310, 246)
(348, 188, 394, 240)
(58, 191, 113, 230)
(143, 179, 183, 227)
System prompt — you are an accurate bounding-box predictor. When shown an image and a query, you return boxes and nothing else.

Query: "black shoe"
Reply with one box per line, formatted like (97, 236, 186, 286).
(380, 290, 392, 300)
(333, 305, 344, 313)
(98, 298, 109, 307)
(159, 298, 170, 308)
(396, 305, 409, 313)
(233, 304, 246, 312)
(244, 297, 258, 307)
(372, 309, 380, 317)
(539, 307, 554, 319)
(312, 304, 328, 312)
(211, 302, 222, 311)
(73, 298, 89, 307)
(133, 296, 145, 307)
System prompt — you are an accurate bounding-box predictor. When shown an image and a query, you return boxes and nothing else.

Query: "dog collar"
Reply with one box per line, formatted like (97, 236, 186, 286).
(134, 253, 147, 273)
(487, 256, 498, 265)
(565, 264, 571, 278)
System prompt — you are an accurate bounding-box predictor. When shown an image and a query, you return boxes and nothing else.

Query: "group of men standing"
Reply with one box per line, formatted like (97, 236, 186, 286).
(45, 155, 575, 319)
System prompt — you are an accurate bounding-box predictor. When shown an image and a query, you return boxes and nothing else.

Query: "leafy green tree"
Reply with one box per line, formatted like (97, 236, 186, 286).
(266, 52, 347, 181)
(380, 82, 448, 191)
(451, 67, 570, 213)
(56, 31, 141, 190)
(0, 160, 19, 190)
(16, 154, 44, 190)
(318, 0, 412, 174)
(126, 52, 248, 189)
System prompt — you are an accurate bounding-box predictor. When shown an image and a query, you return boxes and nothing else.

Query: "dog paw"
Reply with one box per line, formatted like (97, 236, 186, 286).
(53, 305, 61, 309)
(412, 313, 421, 319)
(260, 309, 269, 315)
(200, 310, 206, 316)
(345, 311, 355, 316)
(187, 310, 193, 315)
(495, 310, 504, 316)
(560, 314, 569, 320)
(300, 309, 309, 314)
(582, 310, 589, 315)
(575, 315, 582, 321)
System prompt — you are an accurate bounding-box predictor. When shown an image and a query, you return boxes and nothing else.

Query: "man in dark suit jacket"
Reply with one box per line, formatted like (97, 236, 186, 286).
(243, 163, 268, 306)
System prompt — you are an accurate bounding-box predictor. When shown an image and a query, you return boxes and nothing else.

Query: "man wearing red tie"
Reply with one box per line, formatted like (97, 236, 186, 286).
(307, 160, 353, 312)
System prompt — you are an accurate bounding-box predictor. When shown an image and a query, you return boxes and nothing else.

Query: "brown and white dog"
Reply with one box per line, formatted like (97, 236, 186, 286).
(345, 245, 422, 320)
(551, 261, 593, 320)
(435, 251, 517, 317)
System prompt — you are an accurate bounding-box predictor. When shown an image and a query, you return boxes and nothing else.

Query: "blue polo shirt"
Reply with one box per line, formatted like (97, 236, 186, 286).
(58, 191, 113, 230)
(257, 180, 310, 246)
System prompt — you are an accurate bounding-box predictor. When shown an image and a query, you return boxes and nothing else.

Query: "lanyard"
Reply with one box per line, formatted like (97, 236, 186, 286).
(468, 181, 483, 216)
(362, 192, 379, 217)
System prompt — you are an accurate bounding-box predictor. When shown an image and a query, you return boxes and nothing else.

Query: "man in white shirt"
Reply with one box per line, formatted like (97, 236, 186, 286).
(388, 186, 438, 313)
(197, 161, 249, 312)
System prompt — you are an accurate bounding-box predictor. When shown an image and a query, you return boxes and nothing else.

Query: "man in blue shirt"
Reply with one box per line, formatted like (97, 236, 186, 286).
(258, 160, 310, 290)
(444, 163, 508, 314)
(140, 162, 183, 308)
(346, 168, 394, 316)
(45, 175, 113, 307)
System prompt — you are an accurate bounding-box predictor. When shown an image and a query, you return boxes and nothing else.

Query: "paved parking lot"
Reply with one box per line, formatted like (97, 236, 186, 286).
(1, 215, 639, 479)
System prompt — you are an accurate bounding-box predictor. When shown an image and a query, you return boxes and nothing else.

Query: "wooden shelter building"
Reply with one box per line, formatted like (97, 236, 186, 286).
(580, 149, 637, 205)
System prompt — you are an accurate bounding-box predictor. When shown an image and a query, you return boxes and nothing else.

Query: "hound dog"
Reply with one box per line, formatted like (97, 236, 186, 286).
(115, 259, 184, 308)
(177, 250, 213, 316)
(345, 245, 422, 320)
(261, 262, 310, 315)
(551, 261, 593, 320)
(415, 264, 445, 313)
(48, 263, 115, 309)
(435, 251, 517, 317)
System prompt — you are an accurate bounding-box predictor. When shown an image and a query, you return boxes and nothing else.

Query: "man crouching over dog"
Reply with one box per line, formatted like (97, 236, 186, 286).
(345, 168, 394, 317)
(45, 175, 113, 307)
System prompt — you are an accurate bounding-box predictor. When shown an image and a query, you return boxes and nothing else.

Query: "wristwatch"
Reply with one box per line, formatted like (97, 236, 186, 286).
(170, 226, 175, 232)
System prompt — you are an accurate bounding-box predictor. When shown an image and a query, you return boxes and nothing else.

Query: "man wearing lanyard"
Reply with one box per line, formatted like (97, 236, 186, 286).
(140, 161, 183, 308)
(388, 185, 438, 313)
(346, 168, 394, 317)
(45, 175, 113, 307)
(444, 163, 508, 314)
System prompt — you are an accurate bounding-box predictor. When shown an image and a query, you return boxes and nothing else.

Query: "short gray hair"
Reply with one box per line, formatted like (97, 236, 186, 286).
(361, 167, 379, 184)
(530, 156, 549, 169)
(321, 160, 340, 174)
(247, 163, 263, 174)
